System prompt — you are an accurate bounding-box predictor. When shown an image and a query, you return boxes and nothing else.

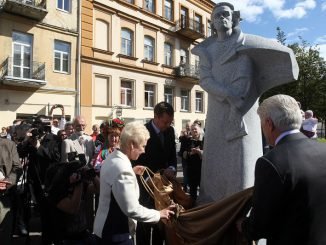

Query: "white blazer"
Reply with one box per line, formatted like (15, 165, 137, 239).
(93, 149, 160, 238)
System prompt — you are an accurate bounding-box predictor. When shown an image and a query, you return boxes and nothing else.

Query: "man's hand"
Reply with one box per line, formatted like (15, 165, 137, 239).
(0, 180, 12, 190)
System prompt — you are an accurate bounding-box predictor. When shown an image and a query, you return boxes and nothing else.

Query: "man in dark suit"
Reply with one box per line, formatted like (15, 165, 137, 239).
(135, 101, 177, 245)
(238, 94, 326, 245)
(0, 138, 22, 245)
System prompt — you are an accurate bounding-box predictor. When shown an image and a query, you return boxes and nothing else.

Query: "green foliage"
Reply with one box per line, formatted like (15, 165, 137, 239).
(317, 138, 326, 143)
(261, 28, 326, 124)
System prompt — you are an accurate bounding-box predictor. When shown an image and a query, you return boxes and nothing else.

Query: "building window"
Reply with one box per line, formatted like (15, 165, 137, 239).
(121, 80, 134, 106)
(12, 32, 32, 79)
(95, 20, 109, 51)
(93, 76, 110, 106)
(164, 0, 173, 21)
(181, 7, 188, 28)
(164, 86, 174, 107)
(180, 49, 187, 65)
(207, 20, 212, 37)
(121, 28, 133, 56)
(144, 0, 155, 13)
(54, 40, 70, 73)
(195, 55, 199, 68)
(195, 91, 203, 112)
(164, 43, 172, 66)
(144, 36, 154, 62)
(194, 14, 202, 33)
(180, 89, 189, 111)
(144, 83, 156, 108)
(57, 0, 70, 12)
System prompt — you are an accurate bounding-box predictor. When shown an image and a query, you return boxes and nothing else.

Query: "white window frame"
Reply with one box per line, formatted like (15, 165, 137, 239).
(57, 0, 71, 12)
(195, 91, 204, 112)
(120, 79, 134, 107)
(164, 0, 173, 20)
(164, 43, 172, 66)
(144, 36, 154, 62)
(180, 89, 190, 111)
(180, 49, 187, 65)
(121, 28, 133, 56)
(194, 14, 202, 33)
(145, 0, 155, 13)
(164, 86, 174, 107)
(144, 83, 156, 108)
(12, 32, 33, 79)
(207, 20, 212, 37)
(54, 40, 70, 73)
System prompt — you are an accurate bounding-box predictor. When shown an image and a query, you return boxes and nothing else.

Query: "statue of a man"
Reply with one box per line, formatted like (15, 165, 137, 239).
(192, 2, 298, 202)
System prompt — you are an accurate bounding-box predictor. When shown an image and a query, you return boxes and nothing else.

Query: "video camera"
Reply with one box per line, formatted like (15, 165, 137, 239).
(67, 152, 96, 182)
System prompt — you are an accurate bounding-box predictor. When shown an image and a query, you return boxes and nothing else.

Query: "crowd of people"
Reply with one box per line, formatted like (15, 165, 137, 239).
(0, 102, 178, 245)
(0, 96, 325, 245)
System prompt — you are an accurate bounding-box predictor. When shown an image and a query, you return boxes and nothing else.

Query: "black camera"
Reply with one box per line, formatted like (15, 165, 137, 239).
(77, 167, 96, 182)
(67, 152, 87, 166)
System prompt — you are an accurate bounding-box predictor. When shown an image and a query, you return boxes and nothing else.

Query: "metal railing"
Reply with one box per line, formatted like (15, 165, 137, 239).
(0, 0, 46, 8)
(1, 57, 45, 81)
(175, 16, 205, 35)
(175, 63, 199, 79)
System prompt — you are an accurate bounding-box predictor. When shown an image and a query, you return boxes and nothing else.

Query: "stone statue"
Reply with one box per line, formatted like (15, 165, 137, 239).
(192, 2, 299, 202)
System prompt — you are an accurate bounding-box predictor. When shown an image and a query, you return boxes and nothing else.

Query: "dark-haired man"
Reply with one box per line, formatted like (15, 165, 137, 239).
(135, 101, 177, 245)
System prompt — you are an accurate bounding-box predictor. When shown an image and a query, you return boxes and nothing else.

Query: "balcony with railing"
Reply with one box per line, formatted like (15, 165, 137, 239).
(0, 57, 47, 87)
(0, 0, 47, 20)
(175, 63, 199, 83)
(175, 16, 205, 40)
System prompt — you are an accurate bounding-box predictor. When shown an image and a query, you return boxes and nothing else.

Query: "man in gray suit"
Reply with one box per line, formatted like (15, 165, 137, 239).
(238, 94, 326, 245)
(61, 116, 95, 165)
(0, 138, 22, 245)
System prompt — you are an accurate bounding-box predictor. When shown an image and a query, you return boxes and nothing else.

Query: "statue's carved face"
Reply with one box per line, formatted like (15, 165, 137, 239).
(212, 5, 233, 32)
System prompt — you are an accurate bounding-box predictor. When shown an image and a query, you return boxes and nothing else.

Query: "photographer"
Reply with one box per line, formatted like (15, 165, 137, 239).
(45, 160, 99, 244)
(16, 116, 62, 243)
(49, 104, 66, 135)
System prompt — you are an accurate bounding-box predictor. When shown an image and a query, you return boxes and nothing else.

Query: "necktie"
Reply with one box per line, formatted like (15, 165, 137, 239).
(158, 132, 164, 145)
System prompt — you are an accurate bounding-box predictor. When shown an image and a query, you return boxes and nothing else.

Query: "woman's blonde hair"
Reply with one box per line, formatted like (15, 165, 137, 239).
(120, 121, 149, 150)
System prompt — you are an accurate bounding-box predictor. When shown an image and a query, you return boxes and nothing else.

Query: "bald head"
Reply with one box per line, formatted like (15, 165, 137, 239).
(73, 116, 86, 132)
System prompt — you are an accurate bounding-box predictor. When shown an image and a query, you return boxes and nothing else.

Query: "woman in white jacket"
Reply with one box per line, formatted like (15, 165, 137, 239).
(93, 121, 174, 245)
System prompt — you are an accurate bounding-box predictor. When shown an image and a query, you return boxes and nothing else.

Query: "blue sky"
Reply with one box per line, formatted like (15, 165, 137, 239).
(212, 0, 326, 59)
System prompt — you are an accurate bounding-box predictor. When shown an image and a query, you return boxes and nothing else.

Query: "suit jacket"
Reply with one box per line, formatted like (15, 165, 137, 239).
(0, 138, 22, 185)
(135, 120, 177, 172)
(242, 133, 326, 245)
(61, 133, 95, 165)
(93, 149, 160, 239)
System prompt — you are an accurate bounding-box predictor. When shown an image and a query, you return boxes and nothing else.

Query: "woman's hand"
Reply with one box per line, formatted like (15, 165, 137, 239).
(133, 165, 145, 176)
(159, 204, 176, 222)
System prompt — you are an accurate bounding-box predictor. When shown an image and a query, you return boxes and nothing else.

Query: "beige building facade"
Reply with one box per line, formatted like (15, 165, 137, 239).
(81, 0, 214, 134)
(0, 0, 79, 126)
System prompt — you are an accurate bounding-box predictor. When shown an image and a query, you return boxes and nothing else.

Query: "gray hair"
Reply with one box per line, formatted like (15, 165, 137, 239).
(257, 94, 302, 132)
(305, 110, 313, 118)
(120, 121, 150, 150)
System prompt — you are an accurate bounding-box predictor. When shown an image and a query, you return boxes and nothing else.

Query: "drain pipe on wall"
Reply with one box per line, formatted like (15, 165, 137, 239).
(75, 0, 82, 116)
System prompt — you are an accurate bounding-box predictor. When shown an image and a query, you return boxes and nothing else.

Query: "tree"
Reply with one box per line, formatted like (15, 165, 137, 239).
(261, 28, 326, 138)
